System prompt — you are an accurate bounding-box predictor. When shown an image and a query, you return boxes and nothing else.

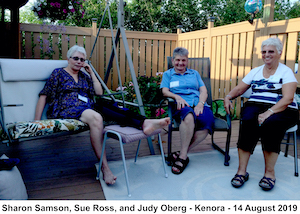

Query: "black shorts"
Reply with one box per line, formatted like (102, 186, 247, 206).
(237, 102, 298, 154)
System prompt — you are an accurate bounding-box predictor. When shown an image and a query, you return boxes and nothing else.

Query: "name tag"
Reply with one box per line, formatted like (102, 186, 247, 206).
(78, 94, 88, 103)
(170, 81, 179, 88)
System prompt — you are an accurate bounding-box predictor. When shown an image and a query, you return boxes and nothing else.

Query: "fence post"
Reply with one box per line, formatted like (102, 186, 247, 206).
(257, 0, 275, 66)
(176, 25, 182, 47)
(206, 16, 215, 59)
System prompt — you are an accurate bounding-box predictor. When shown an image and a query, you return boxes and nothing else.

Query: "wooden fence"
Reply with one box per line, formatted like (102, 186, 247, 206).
(177, 17, 300, 116)
(19, 17, 300, 117)
(20, 21, 177, 90)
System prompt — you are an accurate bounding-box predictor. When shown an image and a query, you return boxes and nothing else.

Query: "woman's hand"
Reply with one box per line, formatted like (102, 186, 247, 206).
(83, 63, 92, 74)
(194, 104, 204, 116)
(258, 110, 273, 126)
(224, 96, 233, 115)
(175, 95, 189, 110)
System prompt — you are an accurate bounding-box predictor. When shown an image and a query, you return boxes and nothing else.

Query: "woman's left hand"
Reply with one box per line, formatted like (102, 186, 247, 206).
(194, 105, 204, 116)
(258, 110, 273, 126)
(83, 63, 92, 74)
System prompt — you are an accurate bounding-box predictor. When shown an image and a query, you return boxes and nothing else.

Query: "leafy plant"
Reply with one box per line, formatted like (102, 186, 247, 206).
(212, 99, 236, 120)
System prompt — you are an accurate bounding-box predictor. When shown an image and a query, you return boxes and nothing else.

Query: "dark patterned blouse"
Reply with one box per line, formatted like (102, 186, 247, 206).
(39, 68, 95, 119)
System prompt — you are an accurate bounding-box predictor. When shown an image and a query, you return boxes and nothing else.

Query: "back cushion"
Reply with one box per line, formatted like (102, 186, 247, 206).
(0, 59, 68, 124)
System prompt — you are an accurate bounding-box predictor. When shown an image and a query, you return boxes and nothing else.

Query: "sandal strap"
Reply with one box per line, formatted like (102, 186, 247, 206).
(172, 157, 189, 173)
(232, 173, 248, 183)
(260, 176, 276, 186)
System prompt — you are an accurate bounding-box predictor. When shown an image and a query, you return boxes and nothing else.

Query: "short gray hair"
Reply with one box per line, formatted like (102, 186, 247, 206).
(67, 45, 87, 59)
(172, 47, 189, 59)
(261, 37, 283, 54)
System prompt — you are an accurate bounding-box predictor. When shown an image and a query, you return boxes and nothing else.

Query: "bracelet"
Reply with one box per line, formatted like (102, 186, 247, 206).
(200, 101, 205, 105)
(226, 95, 233, 99)
(268, 108, 274, 114)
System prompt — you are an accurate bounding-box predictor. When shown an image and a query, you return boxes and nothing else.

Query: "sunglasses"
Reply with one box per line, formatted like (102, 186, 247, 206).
(71, 56, 85, 62)
(261, 50, 275, 54)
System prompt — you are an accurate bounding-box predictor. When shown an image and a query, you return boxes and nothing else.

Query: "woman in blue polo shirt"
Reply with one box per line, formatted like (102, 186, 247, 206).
(160, 47, 214, 174)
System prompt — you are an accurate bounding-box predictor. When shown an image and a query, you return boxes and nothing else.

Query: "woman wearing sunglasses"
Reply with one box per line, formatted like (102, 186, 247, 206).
(224, 37, 298, 191)
(34, 45, 170, 185)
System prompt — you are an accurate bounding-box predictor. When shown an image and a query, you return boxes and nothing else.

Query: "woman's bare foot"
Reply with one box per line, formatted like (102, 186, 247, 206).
(143, 117, 171, 135)
(102, 166, 117, 185)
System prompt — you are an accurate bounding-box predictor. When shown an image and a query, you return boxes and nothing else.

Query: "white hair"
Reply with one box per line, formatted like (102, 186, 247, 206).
(261, 37, 283, 54)
(67, 45, 87, 59)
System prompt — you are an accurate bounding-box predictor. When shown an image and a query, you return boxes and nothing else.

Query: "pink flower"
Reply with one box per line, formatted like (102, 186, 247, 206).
(155, 108, 166, 117)
(55, 2, 61, 8)
(50, 2, 55, 6)
(70, 8, 75, 12)
(63, 9, 67, 13)
(156, 72, 163, 76)
(38, 11, 43, 15)
(116, 86, 127, 91)
(129, 82, 134, 87)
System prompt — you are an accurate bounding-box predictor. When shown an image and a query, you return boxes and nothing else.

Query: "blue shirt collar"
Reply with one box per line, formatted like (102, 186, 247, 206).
(170, 68, 194, 76)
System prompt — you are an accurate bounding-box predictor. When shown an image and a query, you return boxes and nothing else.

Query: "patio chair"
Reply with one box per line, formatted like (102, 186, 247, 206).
(0, 59, 89, 146)
(96, 124, 168, 197)
(241, 88, 299, 177)
(163, 57, 231, 166)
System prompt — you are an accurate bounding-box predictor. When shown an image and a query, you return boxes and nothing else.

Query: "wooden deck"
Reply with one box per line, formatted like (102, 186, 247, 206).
(0, 120, 299, 199)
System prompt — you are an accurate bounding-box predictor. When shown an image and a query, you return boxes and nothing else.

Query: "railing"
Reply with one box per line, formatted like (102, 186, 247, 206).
(19, 17, 300, 117)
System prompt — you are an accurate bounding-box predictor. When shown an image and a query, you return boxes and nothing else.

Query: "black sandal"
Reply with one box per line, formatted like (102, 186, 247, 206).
(171, 157, 189, 174)
(231, 172, 249, 188)
(167, 151, 180, 165)
(259, 176, 276, 191)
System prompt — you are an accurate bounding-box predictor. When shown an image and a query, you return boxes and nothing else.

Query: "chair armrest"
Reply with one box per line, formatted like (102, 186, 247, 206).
(212, 98, 231, 128)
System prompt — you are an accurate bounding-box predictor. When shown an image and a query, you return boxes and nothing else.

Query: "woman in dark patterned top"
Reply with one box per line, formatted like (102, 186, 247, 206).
(224, 38, 298, 191)
(34, 45, 170, 185)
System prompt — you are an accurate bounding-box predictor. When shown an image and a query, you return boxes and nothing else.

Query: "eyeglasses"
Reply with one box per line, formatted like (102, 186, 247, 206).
(70, 56, 85, 62)
(261, 50, 275, 54)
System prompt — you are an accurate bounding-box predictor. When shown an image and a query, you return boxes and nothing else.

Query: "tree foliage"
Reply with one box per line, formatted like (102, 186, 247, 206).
(22, 0, 300, 32)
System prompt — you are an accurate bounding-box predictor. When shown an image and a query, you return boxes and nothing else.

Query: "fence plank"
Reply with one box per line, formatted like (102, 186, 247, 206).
(278, 34, 287, 64)
(164, 41, 171, 71)
(33, 32, 41, 59)
(24, 32, 32, 59)
(285, 32, 298, 71)
(244, 31, 254, 76)
(152, 40, 158, 76)
(225, 35, 233, 95)
(140, 40, 146, 75)
(61, 34, 69, 60)
(219, 35, 227, 98)
(158, 40, 164, 73)
(210, 36, 217, 100)
(52, 33, 60, 60)
(133, 38, 139, 78)
(146, 39, 152, 77)
(42, 33, 50, 59)
(214, 36, 222, 99)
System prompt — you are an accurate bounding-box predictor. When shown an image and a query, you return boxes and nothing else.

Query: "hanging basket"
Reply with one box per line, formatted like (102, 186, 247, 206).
(32, 0, 85, 21)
